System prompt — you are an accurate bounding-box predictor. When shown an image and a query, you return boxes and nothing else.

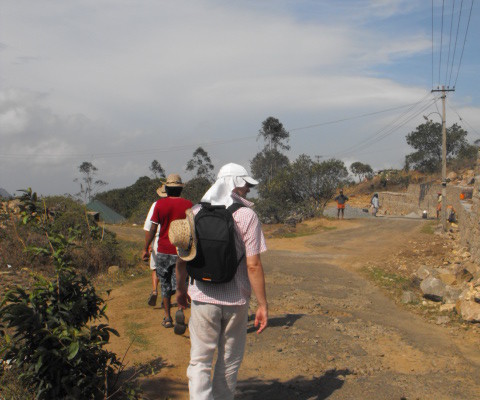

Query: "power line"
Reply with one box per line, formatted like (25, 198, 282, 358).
(446, 98, 480, 138)
(432, 0, 434, 89)
(289, 103, 424, 132)
(453, 0, 474, 88)
(0, 100, 436, 161)
(444, 0, 456, 84)
(438, 0, 445, 85)
(448, 0, 464, 86)
(325, 95, 439, 158)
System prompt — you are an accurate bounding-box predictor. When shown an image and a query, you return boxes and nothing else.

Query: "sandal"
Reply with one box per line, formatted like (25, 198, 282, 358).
(174, 309, 187, 335)
(148, 291, 158, 307)
(162, 317, 173, 328)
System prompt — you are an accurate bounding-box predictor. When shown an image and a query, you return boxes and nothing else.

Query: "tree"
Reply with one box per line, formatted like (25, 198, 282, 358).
(405, 121, 469, 173)
(251, 149, 290, 196)
(295, 157, 349, 213)
(258, 116, 290, 152)
(74, 162, 107, 203)
(254, 155, 349, 222)
(186, 147, 214, 181)
(182, 176, 212, 204)
(251, 117, 290, 192)
(149, 159, 166, 179)
(350, 161, 373, 182)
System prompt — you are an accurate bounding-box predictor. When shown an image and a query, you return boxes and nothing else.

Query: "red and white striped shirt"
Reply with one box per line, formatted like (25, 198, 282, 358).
(187, 193, 267, 305)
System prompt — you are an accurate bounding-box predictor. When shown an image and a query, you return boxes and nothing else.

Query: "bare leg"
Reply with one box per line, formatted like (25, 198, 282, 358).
(152, 270, 159, 293)
(163, 296, 172, 321)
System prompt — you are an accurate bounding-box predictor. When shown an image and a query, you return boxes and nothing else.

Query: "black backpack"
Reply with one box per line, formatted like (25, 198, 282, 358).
(186, 202, 244, 284)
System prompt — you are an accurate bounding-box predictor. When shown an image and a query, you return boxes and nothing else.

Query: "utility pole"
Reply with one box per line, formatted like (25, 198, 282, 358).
(431, 85, 455, 231)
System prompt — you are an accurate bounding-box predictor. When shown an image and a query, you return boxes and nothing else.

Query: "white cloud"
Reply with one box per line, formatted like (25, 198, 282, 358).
(0, 1, 478, 195)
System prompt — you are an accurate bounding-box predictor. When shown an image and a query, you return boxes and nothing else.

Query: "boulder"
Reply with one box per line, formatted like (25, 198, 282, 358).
(108, 265, 120, 275)
(416, 265, 433, 280)
(456, 300, 480, 323)
(436, 316, 450, 325)
(444, 286, 463, 304)
(464, 262, 480, 279)
(420, 276, 447, 301)
(438, 273, 457, 286)
(447, 171, 458, 181)
(439, 303, 456, 312)
(401, 291, 417, 304)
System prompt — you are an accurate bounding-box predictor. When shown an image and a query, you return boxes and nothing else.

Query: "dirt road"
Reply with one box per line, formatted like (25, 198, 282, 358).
(106, 217, 480, 400)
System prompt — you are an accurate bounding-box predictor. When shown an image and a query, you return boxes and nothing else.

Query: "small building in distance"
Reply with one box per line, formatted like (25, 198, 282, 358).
(86, 199, 126, 224)
(0, 188, 12, 199)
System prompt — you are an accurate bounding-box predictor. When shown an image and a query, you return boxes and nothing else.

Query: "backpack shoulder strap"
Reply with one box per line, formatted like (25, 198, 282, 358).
(227, 202, 245, 214)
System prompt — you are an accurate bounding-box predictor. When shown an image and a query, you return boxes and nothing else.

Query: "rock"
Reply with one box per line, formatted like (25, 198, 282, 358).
(416, 265, 433, 280)
(456, 300, 480, 322)
(108, 265, 120, 275)
(464, 262, 480, 279)
(439, 273, 457, 286)
(444, 286, 463, 304)
(456, 269, 474, 283)
(447, 171, 458, 180)
(439, 303, 456, 312)
(436, 316, 451, 325)
(401, 290, 417, 304)
(420, 276, 447, 302)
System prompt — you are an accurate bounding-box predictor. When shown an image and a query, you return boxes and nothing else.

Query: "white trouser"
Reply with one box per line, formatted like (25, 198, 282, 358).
(187, 300, 249, 400)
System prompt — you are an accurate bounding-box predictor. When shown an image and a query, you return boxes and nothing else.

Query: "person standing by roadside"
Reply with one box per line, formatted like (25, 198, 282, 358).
(143, 184, 167, 307)
(335, 190, 349, 219)
(143, 174, 193, 328)
(371, 193, 379, 217)
(436, 192, 442, 219)
(173, 163, 268, 400)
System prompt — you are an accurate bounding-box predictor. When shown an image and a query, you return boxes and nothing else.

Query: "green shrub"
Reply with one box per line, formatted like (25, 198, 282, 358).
(0, 189, 125, 399)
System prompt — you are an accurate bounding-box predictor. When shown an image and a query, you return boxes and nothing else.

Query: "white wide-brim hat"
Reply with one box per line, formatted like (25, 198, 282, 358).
(217, 163, 259, 186)
(168, 208, 196, 261)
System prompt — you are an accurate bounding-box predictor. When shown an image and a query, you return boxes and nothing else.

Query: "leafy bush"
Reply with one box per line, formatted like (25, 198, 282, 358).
(0, 189, 125, 399)
(0, 192, 123, 276)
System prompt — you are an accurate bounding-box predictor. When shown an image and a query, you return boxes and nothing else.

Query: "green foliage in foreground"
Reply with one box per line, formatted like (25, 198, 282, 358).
(0, 189, 127, 399)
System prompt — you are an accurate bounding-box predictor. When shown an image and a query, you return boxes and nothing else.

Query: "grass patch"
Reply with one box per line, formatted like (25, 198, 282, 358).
(420, 221, 436, 235)
(265, 219, 337, 239)
(362, 265, 414, 294)
(125, 321, 149, 349)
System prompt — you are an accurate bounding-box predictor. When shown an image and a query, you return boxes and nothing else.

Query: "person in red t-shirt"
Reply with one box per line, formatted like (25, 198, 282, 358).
(143, 174, 193, 328)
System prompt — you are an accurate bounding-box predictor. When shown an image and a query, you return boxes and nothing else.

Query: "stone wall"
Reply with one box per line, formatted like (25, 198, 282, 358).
(378, 149, 480, 265)
(463, 149, 480, 262)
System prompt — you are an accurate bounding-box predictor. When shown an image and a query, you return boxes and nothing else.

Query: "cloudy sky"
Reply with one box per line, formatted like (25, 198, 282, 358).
(1, 0, 479, 197)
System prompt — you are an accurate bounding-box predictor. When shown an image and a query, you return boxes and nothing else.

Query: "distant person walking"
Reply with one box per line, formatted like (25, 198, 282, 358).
(143, 184, 167, 307)
(143, 174, 193, 328)
(371, 193, 379, 217)
(335, 190, 349, 219)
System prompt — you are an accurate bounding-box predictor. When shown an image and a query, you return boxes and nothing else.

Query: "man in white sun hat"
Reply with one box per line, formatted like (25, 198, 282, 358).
(173, 162, 268, 400)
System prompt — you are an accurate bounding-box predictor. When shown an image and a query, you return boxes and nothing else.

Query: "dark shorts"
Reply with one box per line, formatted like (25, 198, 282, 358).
(155, 253, 177, 298)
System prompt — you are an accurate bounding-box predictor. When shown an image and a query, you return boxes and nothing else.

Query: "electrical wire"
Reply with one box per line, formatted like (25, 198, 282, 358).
(438, 0, 445, 85)
(329, 98, 439, 159)
(432, 0, 434, 89)
(446, 98, 480, 138)
(326, 93, 436, 158)
(453, 0, 474, 88)
(448, 0, 464, 87)
(0, 99, 436, 161)
(444, 0, 456, 84)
